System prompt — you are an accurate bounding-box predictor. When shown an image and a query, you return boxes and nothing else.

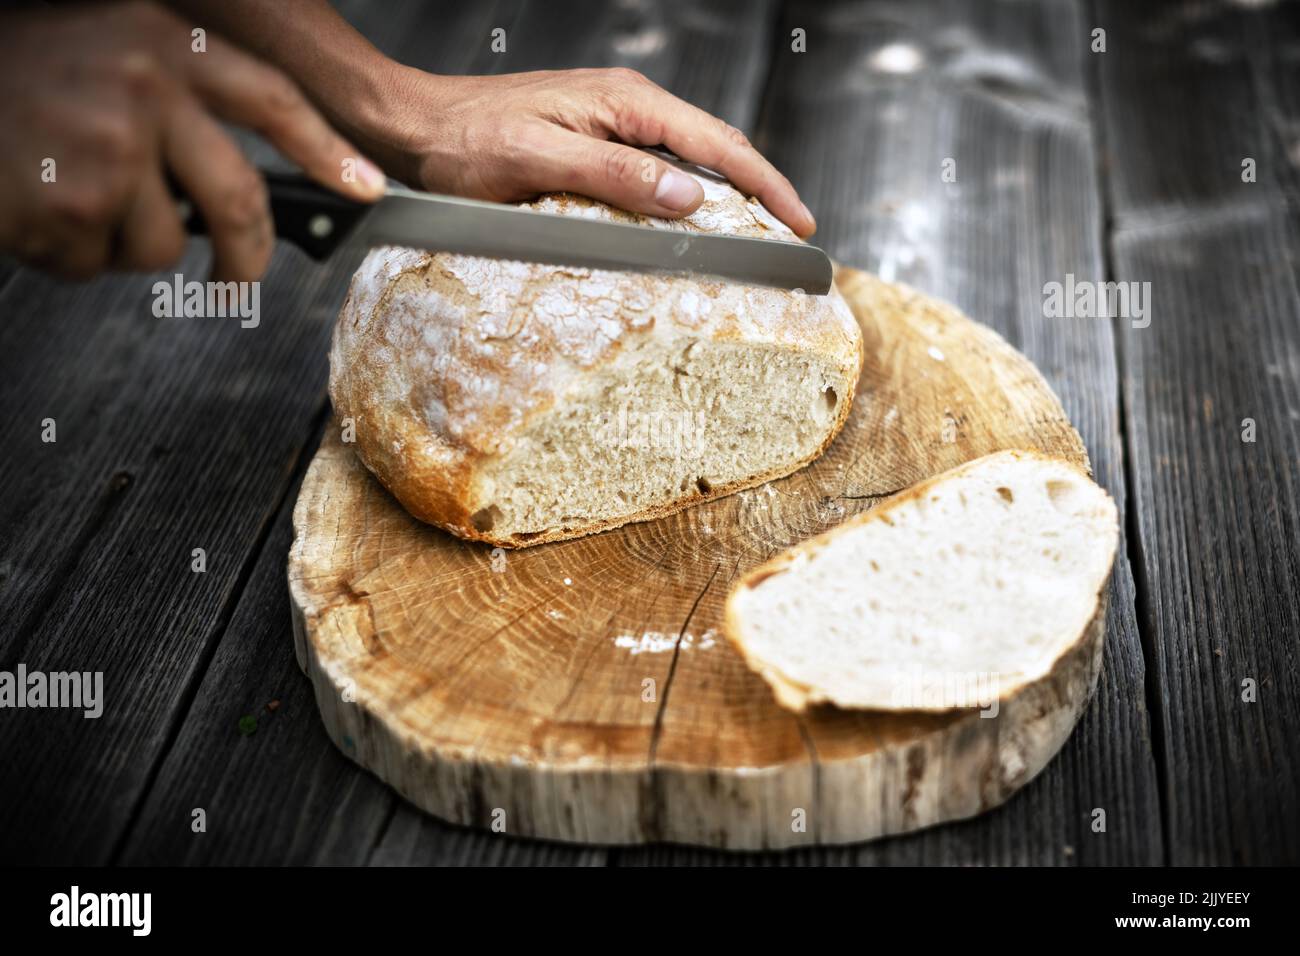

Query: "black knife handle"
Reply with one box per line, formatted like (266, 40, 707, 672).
(173, 170, 372, 260)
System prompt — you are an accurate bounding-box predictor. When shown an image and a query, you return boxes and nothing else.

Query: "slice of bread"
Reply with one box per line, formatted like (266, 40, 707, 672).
(725, 450, 1119, 712)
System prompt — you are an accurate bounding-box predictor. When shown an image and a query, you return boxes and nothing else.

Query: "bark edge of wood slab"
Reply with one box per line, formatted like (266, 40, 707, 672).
(287, 265, 1100, 849)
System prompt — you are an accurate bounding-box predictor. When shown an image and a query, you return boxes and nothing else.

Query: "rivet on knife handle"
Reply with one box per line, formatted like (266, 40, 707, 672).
(172, 170, 371, 260)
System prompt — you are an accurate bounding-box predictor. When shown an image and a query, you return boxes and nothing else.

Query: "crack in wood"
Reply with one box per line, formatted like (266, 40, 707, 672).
(641, 563, 722, 840)
(1083, 6, 1172, 863)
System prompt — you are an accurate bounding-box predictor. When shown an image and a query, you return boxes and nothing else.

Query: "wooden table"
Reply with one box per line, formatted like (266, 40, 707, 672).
(0, 0, 1295, 866)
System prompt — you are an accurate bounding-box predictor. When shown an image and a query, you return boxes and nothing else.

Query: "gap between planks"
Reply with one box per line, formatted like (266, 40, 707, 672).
(1082, 0, 1171, 866)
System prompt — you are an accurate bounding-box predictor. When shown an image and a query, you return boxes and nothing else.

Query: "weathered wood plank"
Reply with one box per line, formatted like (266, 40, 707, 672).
(332, 0, 526, 75)
(369, 807, 608, 866)
(1094, 0, 1300, 865)
(117, 447, 400, 864)
(486, 0, 777, 130)
(622, 0, 1162, 865)
(1092, 0, 1299, 216)
(0, 238, 362, 864)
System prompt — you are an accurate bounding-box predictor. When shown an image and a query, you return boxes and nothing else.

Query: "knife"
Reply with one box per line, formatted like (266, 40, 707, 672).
(177, 170, 833, 295)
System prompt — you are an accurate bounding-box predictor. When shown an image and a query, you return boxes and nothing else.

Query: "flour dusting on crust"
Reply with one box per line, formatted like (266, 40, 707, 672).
(329, 157, 863, 543)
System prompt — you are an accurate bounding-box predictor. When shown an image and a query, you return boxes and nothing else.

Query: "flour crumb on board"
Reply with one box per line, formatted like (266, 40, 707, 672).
(614, 629, 718, 655)
(928, 345, 946, 361)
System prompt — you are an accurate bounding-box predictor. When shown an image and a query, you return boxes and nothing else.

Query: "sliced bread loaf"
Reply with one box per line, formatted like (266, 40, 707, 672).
(725, 450, 1119, 712)
(329, 161, 863, 548)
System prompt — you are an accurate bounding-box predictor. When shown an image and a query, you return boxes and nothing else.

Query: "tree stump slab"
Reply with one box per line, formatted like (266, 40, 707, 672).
(288, 266, 1098, 849)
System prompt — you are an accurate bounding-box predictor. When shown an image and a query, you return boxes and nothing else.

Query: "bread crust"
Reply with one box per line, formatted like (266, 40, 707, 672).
(724, 449, 1118, 712)
(330, 162, 864, 547)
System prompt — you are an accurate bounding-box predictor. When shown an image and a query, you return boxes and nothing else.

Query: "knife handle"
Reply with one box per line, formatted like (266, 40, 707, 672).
(173, 170, 372, 260)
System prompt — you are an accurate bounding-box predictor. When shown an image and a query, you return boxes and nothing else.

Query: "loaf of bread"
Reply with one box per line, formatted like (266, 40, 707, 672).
(725, 451, 1119, 712)
(329, 163, 863, 547)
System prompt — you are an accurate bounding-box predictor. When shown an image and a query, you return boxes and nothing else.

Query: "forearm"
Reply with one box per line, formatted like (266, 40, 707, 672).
(164, 0, 406, 150)
(164, 0, 813, 232)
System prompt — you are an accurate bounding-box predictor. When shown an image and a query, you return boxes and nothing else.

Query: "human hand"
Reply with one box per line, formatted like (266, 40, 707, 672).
(0, 1, 386, 281)
(354, 66, 816, 237)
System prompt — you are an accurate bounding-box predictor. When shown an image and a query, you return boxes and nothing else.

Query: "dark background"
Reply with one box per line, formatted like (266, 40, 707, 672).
(0, 0, 1296, 865)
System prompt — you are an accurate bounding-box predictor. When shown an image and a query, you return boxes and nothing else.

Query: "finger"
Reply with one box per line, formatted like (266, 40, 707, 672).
(604, 82, 816, 237)
(519, 128, 705, 219)
(113, 165, 186, 272)
(37, 227, 114, 280)
(164, 94, 274, 282)
(36, 184, 117, 280)
(175, 36, 386, 202)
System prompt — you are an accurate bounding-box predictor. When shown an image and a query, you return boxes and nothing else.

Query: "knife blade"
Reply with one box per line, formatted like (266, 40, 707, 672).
(179, 170, 833, 295)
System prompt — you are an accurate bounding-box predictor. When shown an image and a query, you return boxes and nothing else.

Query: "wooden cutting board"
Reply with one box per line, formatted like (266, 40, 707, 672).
(288, 266, 1099, 849)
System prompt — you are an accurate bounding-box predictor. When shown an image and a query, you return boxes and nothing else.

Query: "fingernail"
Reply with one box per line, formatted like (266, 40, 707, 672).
(800, 201, 817, 232)
(654, 169, 700, 212)
(355, 157, 387, 195)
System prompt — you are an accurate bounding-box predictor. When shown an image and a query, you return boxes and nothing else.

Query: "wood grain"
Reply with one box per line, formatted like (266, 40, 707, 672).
(0, 244, 354, 864)
(1094, 0, 1300, 864)
(289, 266, 1103, 848)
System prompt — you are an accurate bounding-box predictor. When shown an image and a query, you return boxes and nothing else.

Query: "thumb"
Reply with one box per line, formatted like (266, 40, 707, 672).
(537, 132, 705, 219)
